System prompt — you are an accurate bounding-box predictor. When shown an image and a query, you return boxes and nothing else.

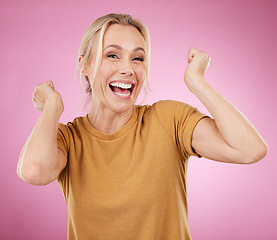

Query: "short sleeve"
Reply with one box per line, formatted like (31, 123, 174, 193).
(181, 106, 208, 157)
(153, 100, 208, 159)
(56, 123, 70, 201)
(57, 123, 70, 158)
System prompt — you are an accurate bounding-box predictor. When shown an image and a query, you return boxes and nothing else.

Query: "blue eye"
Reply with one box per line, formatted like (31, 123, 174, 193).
(133, 57, 144, 61)
(107, 54, 118, 59)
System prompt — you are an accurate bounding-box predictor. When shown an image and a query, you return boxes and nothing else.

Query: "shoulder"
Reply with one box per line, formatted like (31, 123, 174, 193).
(148, 100, 207, 132)
(58, 116, 86, 137)
(136, 100, 203, 128)
(153, 100, 193, 108)
(136, 100, 193, 112)
(151, 100, 196, 118)
(57, 116, 87, 153)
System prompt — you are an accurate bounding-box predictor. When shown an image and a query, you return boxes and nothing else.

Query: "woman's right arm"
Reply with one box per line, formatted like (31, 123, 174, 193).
(17, 81, 67, 186)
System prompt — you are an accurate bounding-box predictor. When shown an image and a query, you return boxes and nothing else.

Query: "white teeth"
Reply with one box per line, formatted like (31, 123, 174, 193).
(110, 82, 132, 89)
(113, 91, 131, 97)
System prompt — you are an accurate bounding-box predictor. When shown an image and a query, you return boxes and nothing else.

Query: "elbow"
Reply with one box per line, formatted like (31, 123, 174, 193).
(254, 141, 268, 163)
(18, 162, 50, 186)
(242, 141, 268, 164)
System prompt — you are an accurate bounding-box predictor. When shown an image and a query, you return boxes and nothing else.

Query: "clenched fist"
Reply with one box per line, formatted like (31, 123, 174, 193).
(184, 47, 211, 93)
(32, 81, 64, 116)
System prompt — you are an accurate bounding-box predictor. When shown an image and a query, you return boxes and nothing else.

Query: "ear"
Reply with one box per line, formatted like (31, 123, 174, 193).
(79, 56, 89, 75)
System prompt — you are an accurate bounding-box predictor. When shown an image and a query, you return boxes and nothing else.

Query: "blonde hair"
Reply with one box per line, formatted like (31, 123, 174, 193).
(78, 13, 151, 95)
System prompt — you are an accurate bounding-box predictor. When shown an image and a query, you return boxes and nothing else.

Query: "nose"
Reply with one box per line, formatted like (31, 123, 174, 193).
(120, 60, 134, 76)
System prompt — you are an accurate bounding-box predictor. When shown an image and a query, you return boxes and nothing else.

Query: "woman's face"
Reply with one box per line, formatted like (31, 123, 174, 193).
(87, 24, 146, 114)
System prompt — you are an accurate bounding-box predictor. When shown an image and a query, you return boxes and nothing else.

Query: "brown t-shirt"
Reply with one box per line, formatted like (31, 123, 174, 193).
(57, 100, 207, 240)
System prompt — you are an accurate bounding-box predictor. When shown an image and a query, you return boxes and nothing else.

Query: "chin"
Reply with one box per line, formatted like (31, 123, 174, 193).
(108, 100, 136, 114)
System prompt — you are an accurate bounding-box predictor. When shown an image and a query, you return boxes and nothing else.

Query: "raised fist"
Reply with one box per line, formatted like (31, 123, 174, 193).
(184, 47, 211, 91)
(32, 81, 64, 115)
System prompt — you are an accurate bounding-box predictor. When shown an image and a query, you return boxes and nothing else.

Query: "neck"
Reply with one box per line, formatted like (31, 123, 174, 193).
(88, 98, 133, 135)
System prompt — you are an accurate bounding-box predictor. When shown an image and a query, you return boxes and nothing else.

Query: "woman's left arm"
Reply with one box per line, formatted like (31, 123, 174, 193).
(185, 47, 268, 164)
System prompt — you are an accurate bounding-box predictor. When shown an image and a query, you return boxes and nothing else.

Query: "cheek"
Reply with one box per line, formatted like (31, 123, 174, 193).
(135, 65, 146, 83)
(97, 62, 115, 85)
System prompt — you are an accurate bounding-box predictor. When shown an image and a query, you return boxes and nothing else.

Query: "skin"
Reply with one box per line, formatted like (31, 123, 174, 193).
(17, 24, 267, 186)
(185, 48, 267, 163)
(81, 24, 147, 134)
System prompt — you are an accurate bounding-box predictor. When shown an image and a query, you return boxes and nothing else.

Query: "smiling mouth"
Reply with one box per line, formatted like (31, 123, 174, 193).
(109, 82, 135, 98)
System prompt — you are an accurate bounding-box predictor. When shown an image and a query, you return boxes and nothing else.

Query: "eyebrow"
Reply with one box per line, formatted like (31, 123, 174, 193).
(104, 44, 145, 53)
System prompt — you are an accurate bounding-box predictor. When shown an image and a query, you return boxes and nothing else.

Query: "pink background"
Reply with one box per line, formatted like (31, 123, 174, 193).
(1, 0, 276, 239)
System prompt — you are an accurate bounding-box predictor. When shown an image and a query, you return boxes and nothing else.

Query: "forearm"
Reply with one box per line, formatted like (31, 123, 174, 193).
(190, 78, 267, 161)
(18, 101, 62, 184)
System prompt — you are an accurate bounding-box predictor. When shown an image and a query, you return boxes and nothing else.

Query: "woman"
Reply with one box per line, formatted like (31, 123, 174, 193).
(17, 14, 267, 240)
